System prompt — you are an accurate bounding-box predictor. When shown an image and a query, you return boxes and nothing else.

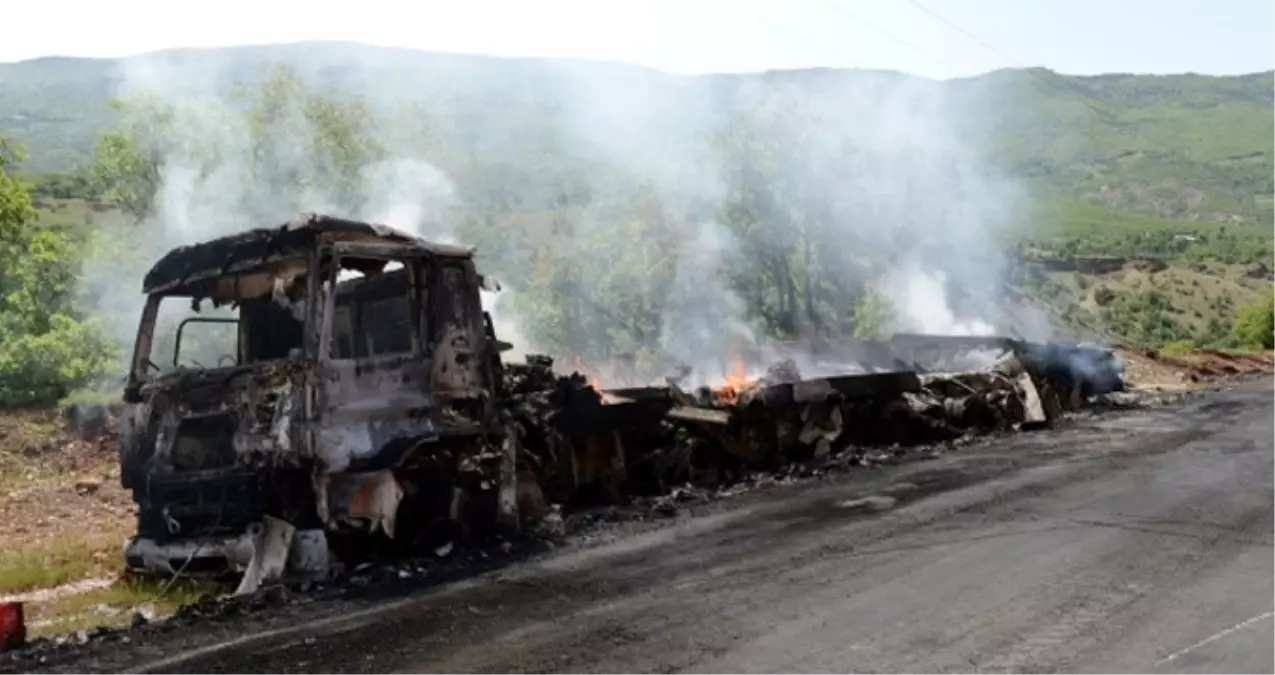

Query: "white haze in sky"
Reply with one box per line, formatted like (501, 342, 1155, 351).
(6, 0, 1271, 79)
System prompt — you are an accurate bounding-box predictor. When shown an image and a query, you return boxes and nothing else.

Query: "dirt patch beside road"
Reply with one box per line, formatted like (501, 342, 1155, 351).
(0, 409, 133, 589)
(1115, 346, 1273, 390)
(0, 408, 196, 639)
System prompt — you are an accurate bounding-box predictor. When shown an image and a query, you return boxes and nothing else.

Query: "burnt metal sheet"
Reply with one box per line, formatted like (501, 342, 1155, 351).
(143, 213, 475, 296)
(315, 355, 439, 473)
(758, 370, 922, 407)
(549, 386, 674, 436)
(605, 386, 674, 402)
(667, 405, 732, 425)
(889, 333, 1019, 352)
(323, 471, 404, 537)
(135, 470, 265, 542)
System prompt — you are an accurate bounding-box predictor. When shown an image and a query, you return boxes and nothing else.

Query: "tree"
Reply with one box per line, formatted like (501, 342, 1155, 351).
(0, 137, 115, 407)
(90, 128, 160, 222)
(851, 288, 894, 340)
(235, 64, 386, 214)
(89, 97, 175, 222)
(713, 106, 808, 337)
(508, 194, 681, 365)
(91, 63, 388, 224)
(1232, 286, 1274, 349)
(712, 100, 883, 340)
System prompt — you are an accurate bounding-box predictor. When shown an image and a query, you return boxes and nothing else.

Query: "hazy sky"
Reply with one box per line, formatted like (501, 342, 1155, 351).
(6, 0, 1273, 79)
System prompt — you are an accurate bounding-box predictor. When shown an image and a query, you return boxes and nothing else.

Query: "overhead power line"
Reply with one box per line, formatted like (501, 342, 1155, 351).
(904, 0, 1118, 123)
(821, 0, 953, 76)
(739, 0, 953, 78)
(905, 0, 1031, 71)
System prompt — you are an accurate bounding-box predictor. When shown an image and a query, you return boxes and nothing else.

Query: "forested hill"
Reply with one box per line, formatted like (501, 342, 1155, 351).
(0, 42, 1270, 394)
(1, 41, 1272, 224)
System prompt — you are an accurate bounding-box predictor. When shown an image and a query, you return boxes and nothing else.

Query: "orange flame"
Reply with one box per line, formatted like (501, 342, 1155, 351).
(714, 353, 759, 405)
(571, 353, 605, 391)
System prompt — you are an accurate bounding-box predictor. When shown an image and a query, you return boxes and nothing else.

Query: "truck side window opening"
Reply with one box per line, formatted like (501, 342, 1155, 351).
(330, 259, 416, 360)
(440, 264, 473, 330)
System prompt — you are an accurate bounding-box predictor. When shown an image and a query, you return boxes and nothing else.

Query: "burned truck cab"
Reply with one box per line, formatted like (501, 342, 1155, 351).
(120, 214, 513, 579)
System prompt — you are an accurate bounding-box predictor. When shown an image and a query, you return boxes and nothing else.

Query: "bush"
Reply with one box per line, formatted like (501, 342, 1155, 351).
(0, 137, 115, 408)
(1232, 286, 1274, 349)
(0, 315, 116, 408)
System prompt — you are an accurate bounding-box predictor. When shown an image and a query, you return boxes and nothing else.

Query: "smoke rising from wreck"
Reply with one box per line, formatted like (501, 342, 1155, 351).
(78, 50, 1058, 387)
(80, 56, 465, 366)
(528, 67, 1035, 385)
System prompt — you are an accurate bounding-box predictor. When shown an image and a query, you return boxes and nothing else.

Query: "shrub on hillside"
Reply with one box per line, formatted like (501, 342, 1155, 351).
(1232, 286, 1274, 350)
(1, 137, 115, 408)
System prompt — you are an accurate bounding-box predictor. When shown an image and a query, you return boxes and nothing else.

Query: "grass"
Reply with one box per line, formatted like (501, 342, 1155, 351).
(0, 404, 224, 641)
(1158, 339, 1198, 357)
(31, 196, 131, 230)
(0, 534, 126, 595)
(1003, 192, 1271, 347)
(1021, 198, 1274, 265)
(0, 405, 219, 641)
(23, 577, 220, 640)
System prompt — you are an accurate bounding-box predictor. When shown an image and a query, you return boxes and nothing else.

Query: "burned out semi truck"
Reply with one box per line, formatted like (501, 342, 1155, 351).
(119, 214, 516, 584)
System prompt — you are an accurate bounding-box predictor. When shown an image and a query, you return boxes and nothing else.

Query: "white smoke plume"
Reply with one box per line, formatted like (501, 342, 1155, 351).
(81, 52, 475, 369)
(482, 289, 530, 364)
(357, 158, 458, 242)
(804, 73, 1025, 338)
(884, 261, 996, 337)
(79, 45, 1048, 387)
(522, 65, 1033, 384)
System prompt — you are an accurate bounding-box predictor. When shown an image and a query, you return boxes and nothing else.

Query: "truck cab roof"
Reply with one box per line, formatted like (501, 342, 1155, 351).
(142, 213, 475, 298)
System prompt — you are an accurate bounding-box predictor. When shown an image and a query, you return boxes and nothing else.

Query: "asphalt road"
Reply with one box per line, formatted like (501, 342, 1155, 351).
(45, 380, 1275, 673)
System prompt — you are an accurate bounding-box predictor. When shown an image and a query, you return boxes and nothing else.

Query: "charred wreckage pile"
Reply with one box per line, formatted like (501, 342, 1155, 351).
(101, 214, 1125, 596)
(508, 333, 1123, 516)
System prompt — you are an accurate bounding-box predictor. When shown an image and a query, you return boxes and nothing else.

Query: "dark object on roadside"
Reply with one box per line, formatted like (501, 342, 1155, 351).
(0, 603, 25, 652)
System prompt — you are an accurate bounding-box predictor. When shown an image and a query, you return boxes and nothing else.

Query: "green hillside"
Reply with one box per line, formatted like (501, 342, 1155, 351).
(0, 43, 1270, 410)
(1, 43, 1272, 223)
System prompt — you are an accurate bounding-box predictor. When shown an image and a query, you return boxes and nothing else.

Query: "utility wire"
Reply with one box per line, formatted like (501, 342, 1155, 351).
(738, 2, 862, 74)
(905, 0, 1028, 71)
(904, 0, 1117, 123)
(739, 0, 953, 79)
(751, 0, 1110, 129)
(821, 0, 954, 76)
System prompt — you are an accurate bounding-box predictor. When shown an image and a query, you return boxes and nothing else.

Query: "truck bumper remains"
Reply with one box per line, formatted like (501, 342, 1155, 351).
(123, 515, 309, 595)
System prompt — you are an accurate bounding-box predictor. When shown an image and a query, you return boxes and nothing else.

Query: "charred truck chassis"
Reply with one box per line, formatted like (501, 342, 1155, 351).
(118, 216, 1128, 586)
(530, 333, 1124, 501)
(119, 215, 517, 584)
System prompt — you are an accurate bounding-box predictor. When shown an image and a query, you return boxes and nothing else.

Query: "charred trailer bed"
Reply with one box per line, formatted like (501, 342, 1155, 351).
(545, 385, 678, 503)
(657, 371, 925, 470)
(889, 333, 1125, 398)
